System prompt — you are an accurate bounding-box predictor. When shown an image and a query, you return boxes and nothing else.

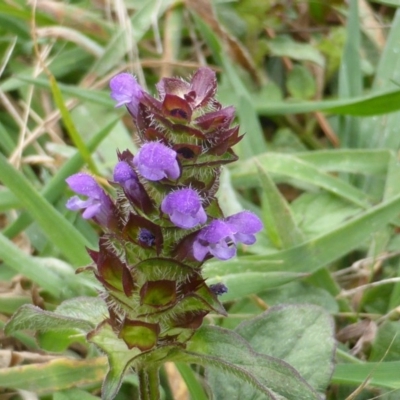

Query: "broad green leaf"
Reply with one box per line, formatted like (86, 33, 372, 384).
(287, 65, 317, 100)
(222, 281, 338, 331)
(178, 325, 320, 399)
(0, 357, 107, 393)
(297, 149, 390, 175)
(231, 153, 370, 208)
(5, 304, 93, 335)
(267, 36, 325, 66)
(291, 192, 361, 238)
(235, 304, 335, 394)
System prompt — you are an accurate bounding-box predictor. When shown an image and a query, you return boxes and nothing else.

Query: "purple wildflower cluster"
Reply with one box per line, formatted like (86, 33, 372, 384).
(65, 68, 263, 351)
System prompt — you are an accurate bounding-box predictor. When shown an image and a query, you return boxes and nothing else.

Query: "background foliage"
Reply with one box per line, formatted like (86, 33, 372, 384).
(1, 0, 400, 399)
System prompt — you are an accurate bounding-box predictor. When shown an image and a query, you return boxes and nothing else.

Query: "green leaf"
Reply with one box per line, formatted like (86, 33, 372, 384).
(253, 87, 400, 116)
(231, 153, 370, 208)
(49, 75, 98, 174)
(53, 389, 100, 400)
(0, 153, 91, 266)
(205, 272, 306, 302)
(3, 118, 117, 245)
(175, 363, 208, 400)
(257, 163, 304, 248)
(0, 357, 106, 393)
(332, 361, 400, 389)
(5, 304, 92, 335)
(88, 322, 141, 400)
(370, 321, 400, 362)
(177, 325, 320, 399)
(235, 304, 335, 394)
(287, 65, 317, 100)
(267, 36, 325, 66)
(203, 191, 400, 276)
(0, 234, 65, 297)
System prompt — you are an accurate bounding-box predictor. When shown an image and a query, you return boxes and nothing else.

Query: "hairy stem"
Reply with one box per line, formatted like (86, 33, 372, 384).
(138, 369, 150, 400)
(147, 367, 161, 400)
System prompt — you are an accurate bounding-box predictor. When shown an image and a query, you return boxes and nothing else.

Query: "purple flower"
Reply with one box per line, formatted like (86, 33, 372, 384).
(192, 211, 263, 261)
(66, 173, 113, 226)
(161, 188, 207, 229)
(225, 211, 263, 245)
(110, 73, 143, 117)
(113, 161, 141, 200)
(209, 283, 228, 296)
(133, 142, 180, 181)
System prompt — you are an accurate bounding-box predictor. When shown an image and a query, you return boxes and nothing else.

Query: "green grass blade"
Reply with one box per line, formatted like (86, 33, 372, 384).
(49, 76, 98, 174)
(204, 192, 400, 276)
(0, 357, 107, 393)
(2, 119, 117, 242)
(332, 361, 400, 390)
(257, 163, 304, 249)
(0, 153, 91, 266)
(231, 153, 370, 208)
(297, 149, 390, 175)
(175, 363, 209, 400)
(0, 233, 64, 297)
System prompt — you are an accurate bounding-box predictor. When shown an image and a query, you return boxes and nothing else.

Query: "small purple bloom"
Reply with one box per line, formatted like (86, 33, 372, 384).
(161, 188, 207, 229)
(66, 173, 112, 226)
(138, 228, 156, 246)
(209, 283, 228, 296)
(133, 142, 180, 181)
(192, 211, 263, 261)
(113, 161, 140, 199)
(110, 73, 143, 117)
(226, 211, 264, 245)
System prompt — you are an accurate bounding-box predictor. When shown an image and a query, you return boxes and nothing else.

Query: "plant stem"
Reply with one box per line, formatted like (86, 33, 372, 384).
(138, 369, 150, 400)
(138, 367, 160, 400)
(147, 367, 161, 400)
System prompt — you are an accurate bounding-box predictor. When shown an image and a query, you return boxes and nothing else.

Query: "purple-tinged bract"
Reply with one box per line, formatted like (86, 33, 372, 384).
(161, 188, 207, 229)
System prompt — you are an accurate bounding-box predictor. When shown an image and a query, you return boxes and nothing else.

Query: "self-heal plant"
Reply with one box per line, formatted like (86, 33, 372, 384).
(6, 68, 334, 400)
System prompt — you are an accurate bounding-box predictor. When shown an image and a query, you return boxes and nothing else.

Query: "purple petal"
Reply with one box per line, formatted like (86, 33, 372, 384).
(114, 161, 136, 183)
(198, 220, 234, 244)
(234, 232, 256, 245)
(226, 211, 263, 235)
(133, 142, 179, 181)
(161, 188, 206, 229)
(82, 203, 102, 219)
(209, 242, 236, 260)
(66, 173, 102, 198)
(192, 240, 210, 262)
(110, 73, 143, 116)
